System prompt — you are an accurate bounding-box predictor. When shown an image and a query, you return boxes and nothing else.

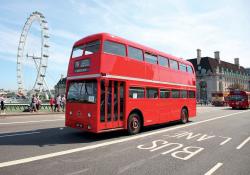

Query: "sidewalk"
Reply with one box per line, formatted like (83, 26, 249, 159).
(0, 111, 64, 117)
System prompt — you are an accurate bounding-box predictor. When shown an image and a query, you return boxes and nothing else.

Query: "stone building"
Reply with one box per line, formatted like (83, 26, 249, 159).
(54, 77, 66, 96)
(188, 49, 250, 101)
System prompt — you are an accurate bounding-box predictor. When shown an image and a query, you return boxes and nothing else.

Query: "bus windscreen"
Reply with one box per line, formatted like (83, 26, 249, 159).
(67, 80, 97, 103)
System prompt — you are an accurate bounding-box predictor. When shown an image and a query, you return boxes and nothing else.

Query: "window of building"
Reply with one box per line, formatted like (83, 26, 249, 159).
(179, 63, 187, 72)
(145, 52, 157, 64)
(180, 90, 188, 98)
(146, 88, 158, 98)
(104, 40, 126, 57)
(128, 46, 143, 61)
(188, 91, 195, 98)
(187, 65, 193, 74)
(160, 89, 171, 98)
(172, 89, 180, 98)
(158, 56, 169, 67)
(129, 87, 144, 99)
(169, 59, 178, 70)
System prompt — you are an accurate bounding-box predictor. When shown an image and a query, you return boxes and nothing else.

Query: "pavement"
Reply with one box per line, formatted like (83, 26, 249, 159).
(0, 106, 249, 175)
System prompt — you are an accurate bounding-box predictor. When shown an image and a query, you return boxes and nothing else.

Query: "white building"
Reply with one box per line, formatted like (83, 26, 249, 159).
(188, 49, 250, 101)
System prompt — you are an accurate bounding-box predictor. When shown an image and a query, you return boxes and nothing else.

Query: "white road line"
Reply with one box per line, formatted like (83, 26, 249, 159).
(236, 136, 250, 150)
(219, 136, 232, 146)
(0, 132, 40, 138)
(0, 110, 248, 168)
(204, 163, 223, 175)
(1, 115, 64, 119)
(0, 119, 64, 125)
(197, 107, 228, 114)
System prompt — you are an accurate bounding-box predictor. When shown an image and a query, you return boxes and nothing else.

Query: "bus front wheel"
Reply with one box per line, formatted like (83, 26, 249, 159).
(180, 108, 188, 124)
(127, 113, 141, 135)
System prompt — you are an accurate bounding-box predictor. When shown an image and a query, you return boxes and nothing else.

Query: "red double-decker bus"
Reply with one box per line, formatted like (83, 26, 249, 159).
(228, 90, 250, 109)
(65, 33, 196, 134)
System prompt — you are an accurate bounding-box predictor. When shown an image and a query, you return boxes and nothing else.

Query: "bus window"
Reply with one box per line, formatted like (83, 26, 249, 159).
(129, 87, 144, 99)
(187, 65, 193, 74)
(67, 80, 97, 103)
(179, 63, 187, 72)
(169, 60, 178, 70)
(84, 40, 100, 55)
(104, 40, 126, 57)
(172, 89, 180, 98)
(180, 90, 187, 98)
(145, 52, 157, 64)
(72, 40, 100, 58)
(120, 82, 124, 120)
(128, 46, 143, 61)
(146, 88, 158, 98)
(160, 89, 170, 98)
(100, 80, 105, 122)
(188, 91, 195, 98)
(158, 56, 169, 67)
(72, 46, 84, 58)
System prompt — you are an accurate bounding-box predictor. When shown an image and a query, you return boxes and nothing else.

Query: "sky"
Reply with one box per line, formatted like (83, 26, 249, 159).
(0, 0, 249, 91)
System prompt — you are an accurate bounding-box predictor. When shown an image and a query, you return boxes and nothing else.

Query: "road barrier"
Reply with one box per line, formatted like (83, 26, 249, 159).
(4, 103, 51, 112)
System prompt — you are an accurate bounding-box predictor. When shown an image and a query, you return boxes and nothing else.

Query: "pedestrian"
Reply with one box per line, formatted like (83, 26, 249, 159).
(0, 95, 6, 115)
(37, 97, 42, 111)
(49, 96, 55, 112)
(36, 95, 41, 111)
(61, 95, 66, 112)
(31, 95, 37, 112)
(56, 95, 61, 112)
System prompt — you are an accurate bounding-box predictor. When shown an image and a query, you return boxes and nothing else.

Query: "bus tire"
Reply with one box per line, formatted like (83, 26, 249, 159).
(127, 113, 141, 135)
(180, 108, 188, 124)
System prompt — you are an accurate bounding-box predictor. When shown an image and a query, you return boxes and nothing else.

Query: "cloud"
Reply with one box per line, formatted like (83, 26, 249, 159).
(77, 0, 250, 66)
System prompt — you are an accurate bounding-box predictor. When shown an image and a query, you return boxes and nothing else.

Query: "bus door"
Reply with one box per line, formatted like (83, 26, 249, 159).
(100, 80, 125, 130)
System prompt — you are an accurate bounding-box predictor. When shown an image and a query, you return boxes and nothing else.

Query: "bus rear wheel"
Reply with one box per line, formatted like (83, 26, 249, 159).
(127, 113, 141, 135)
(180, 108, 188, 124)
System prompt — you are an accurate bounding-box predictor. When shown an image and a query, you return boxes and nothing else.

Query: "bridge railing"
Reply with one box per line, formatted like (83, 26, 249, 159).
(4, 103, 51, 112)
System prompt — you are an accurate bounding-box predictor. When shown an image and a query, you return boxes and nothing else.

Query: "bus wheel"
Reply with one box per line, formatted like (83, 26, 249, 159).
(127, 113, 141, 135)
(180, 108, 188, 124)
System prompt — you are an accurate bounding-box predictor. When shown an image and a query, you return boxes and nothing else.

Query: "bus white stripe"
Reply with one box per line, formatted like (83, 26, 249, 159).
(67, 74, 101, 80)
(67, 74, 196, 88)
(106, 74, 196, 88)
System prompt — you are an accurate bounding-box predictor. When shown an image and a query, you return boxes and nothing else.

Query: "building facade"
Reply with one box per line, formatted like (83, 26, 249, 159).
(54, 77, 66, 96)
(188, 49, 250, 101)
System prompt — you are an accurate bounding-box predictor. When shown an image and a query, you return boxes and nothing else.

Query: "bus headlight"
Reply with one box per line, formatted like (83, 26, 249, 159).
(69, 111, 73, 116)
(88, 112, 91, 118)
(87, 124, 92, 130)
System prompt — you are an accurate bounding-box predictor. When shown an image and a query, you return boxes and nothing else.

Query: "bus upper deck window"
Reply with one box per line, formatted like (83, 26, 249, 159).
(72, 40, 100, 58)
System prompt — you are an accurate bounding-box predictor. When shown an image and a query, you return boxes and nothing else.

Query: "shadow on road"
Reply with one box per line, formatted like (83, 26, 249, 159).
(222, 107, 249, 110)
(0, 121, 187, 147)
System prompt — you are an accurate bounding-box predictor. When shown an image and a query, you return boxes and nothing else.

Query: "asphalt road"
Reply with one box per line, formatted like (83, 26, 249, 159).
(0, 106, 249, 175)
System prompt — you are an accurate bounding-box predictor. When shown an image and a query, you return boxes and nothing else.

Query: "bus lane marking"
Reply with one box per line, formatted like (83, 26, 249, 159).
(137, 139, 204, 160)
(164, 131, 232, 146)
(218, 136, 232, 146)
(236, 136, 250, 150)
(136, 131, 233, 160)
(0, 110, 248, 168)
(204, 162, 223, 175)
